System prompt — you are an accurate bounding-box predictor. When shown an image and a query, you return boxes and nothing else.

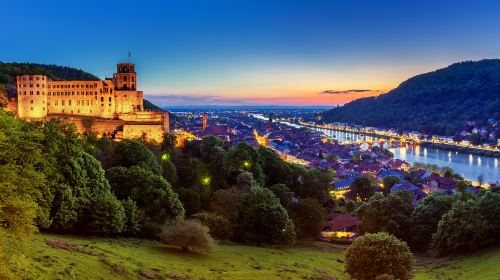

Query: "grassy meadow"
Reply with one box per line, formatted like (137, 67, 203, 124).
(6, 233, 500, 280)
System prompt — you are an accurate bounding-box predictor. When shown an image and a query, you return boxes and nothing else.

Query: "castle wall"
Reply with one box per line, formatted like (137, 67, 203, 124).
(16, 75, 48, 118)
(15, 63, 169, 143)
(123, 123, 165, 143)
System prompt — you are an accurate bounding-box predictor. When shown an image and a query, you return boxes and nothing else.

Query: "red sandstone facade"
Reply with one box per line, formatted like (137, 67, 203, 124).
(12, 63, 169, 143)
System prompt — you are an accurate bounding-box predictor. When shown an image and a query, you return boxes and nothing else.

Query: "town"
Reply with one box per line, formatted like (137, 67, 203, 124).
(170, 107, 497, 205)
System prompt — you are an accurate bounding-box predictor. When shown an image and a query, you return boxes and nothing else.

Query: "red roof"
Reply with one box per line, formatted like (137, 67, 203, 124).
(326, 214, 359, 231)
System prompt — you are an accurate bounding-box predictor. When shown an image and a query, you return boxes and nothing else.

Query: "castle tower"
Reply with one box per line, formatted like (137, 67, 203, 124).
(16, 75, 48, 119)
(114, 63, 137, 90)
(202, 112, 207, 130)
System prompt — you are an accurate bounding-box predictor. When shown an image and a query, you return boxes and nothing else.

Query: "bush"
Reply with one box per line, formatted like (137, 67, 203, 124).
(346, 232, 415, 280)
(192, 212, 232, 240)
(160, 219, 216, 252)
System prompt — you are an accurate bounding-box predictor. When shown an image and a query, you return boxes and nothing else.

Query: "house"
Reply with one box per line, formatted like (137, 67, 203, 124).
(377, 169, 405, 183)
(422, 175, 457, 193)
(391, 182, 426, 204)
(321, 214, 359, 241)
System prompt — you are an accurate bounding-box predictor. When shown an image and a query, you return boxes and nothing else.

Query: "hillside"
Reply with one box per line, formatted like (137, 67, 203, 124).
(6, 233, 500, 279)
(323, 59, 500, 135)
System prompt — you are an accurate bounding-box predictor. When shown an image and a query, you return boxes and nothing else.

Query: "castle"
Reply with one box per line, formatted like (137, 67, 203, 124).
(12, 63, 169, 142)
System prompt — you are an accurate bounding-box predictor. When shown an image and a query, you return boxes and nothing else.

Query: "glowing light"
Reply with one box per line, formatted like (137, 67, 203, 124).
(243, 161, 251, 168)
(161, 153, 170, 161)
(201, 176, 211, 186)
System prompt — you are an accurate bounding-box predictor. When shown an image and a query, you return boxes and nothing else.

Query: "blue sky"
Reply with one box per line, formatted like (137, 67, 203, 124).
(2, 0, 500, 105)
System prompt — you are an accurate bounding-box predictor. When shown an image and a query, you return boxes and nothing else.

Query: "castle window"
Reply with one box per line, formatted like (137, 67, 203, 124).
(30, 91, 33, 95)
(30, 107, 33, 111)
(43, 107, 45, 110)
(101, 97, 104, 102)
(36, 84, 39, 87)
(109, 97, 111, 102)
(68, 100, 71, 106)
(30, 100, 33, 104)
(62, 100, 65, 106)
(36, 77, 39, 81)
(123, 76, 127, 81)
(131, 76, 135, 82)
(36, 91, 39, 95)
(30, 84, 33, 87)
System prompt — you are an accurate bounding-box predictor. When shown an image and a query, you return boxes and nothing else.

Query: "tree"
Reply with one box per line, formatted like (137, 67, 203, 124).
(349, 177, 376, 201)
(409, 193, 455, 249)
(120, 198, 141, 235)
(111, 140, 162, 175)
(192, 212, 232, 240)
(291, 198, 325, 239)
(356, 191, 414, 241)
(476, 191, 500, 241)
(382, 175, 400, 195)
(345, 232, 415, 280)
(257, 146, 292, 186)
(289, 165, 333, 203)
(106, 166, 185, 236)
(228, 143, 265, 186)
(240, 187, 296, 245)
(210, 187, 245, 223)
(85, 191, 125, 235)
(269, 183, 295, 209)
(236, 171, 258, 192)
(469, 133, 482, 146)
(432, 200, 488, 255)
(477, 175, 484, 186)
(161, 132, 178, 151)
(160, 219, 215, 252)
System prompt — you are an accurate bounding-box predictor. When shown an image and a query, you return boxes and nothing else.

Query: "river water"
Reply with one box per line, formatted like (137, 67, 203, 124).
(250, 114, 499, 182)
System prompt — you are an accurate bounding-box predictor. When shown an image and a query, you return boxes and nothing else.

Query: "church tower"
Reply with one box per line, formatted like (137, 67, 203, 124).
(202, 112, 207, 130)
(114, 63, 137, 90)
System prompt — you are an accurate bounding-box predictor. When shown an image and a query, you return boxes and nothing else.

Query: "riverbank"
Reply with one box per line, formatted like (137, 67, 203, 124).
(420, 142, 500, 158)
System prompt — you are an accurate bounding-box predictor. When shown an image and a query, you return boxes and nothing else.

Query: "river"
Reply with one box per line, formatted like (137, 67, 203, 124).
(250, 114, 499, 182)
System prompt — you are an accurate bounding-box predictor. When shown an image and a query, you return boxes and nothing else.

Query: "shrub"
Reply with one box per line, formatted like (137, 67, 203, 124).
(159, 219, 216, 252)
(192, 212, 232, 240)
(346, 232, 415, 280)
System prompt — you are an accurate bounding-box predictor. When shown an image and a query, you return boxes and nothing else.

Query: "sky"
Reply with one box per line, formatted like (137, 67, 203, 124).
(2, 0, 500, 106)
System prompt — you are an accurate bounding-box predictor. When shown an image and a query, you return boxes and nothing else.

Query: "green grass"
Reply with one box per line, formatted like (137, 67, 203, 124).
(14, 234, 347, 280)
(8, 233, 500, 279)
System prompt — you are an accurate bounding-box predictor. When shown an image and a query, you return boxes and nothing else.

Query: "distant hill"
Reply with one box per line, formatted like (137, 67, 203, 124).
(143, 99, 164, 111)
(322, 59, 500, 135)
